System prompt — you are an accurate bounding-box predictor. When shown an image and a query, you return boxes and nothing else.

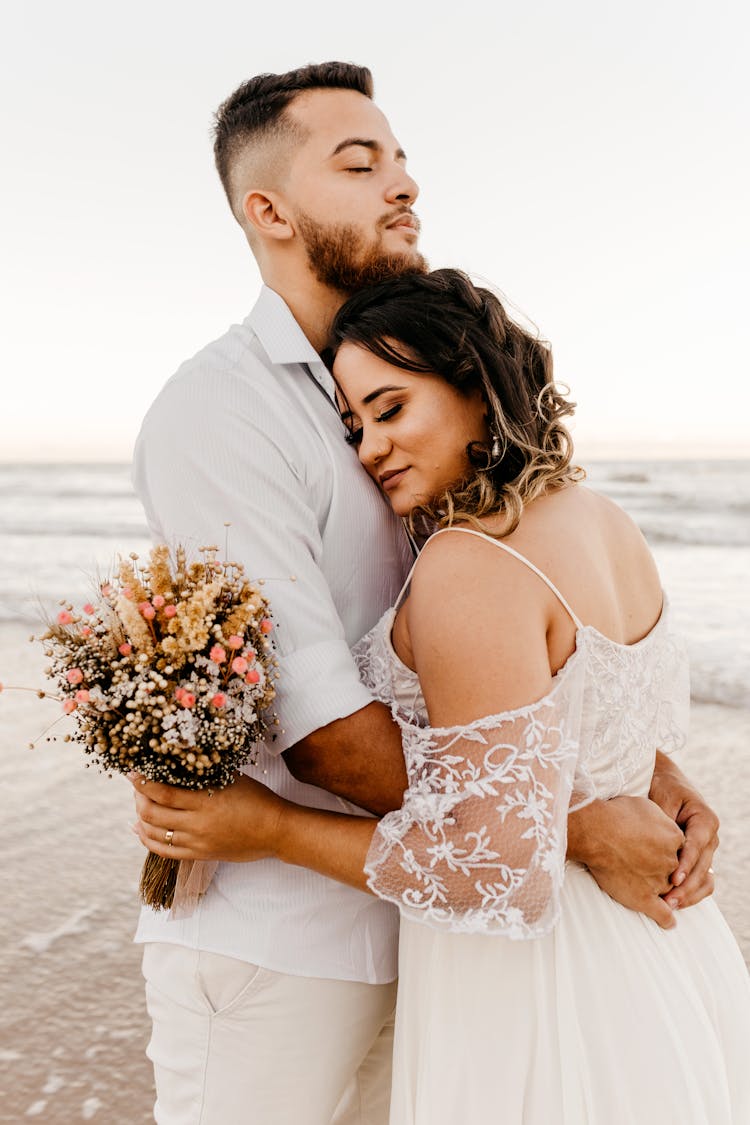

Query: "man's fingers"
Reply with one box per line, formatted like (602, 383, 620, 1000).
(672, 804, 720, 884)
(666, 850, 717, 910)
(642, 896, 677, 930)
(673, 826, 719, 886)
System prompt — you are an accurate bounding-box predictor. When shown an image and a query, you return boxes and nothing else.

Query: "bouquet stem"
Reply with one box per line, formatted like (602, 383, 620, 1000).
(139, 852, 179, 910)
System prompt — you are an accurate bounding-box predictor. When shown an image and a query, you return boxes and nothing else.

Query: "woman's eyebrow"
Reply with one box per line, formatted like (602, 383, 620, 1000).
(362, 384, 407, 405)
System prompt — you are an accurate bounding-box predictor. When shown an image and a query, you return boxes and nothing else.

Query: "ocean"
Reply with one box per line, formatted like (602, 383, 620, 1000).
(1, 458, 748, 1121)
(1, 458, 748, 708)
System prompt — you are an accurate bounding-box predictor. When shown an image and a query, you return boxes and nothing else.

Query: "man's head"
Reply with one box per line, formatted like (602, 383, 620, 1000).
(213, 62, 426, 292)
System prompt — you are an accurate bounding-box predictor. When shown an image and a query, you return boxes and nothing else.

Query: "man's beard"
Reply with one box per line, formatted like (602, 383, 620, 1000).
(296, 210, 428, 292)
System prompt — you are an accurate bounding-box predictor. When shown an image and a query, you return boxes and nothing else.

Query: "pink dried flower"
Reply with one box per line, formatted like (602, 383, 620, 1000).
(57, 610, 74, 625)
(75, 689, 90, 704)
(100, 583, 113, 597)
(180, 692, 196, 709)
(211, 693, 227, 708)
(245, 669, 260, 685)
(81, 626, 92, 637)
(260, 618, 273, 634)
(62, 699, 77, 714)
(210, 645, 227, 664)
(83, 603, 95, 615)
(164, 604, 177, 618)
(66, 668, 84, 685)
(122, 587, 134, 600)
(228, 635, 244, 650)
(231, 657, 248, 675)
(140, 603, 156, 621)
(118, 643, 133, 656)
(152, 595, 166, 608)
(175, 687, 185, 702)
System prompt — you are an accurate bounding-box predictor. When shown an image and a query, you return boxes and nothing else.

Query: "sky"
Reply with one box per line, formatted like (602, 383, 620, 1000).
(1, 0, 748, 461)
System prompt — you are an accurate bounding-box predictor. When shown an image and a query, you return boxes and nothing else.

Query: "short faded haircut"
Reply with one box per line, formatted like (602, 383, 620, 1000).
(213, 62, 374, 221)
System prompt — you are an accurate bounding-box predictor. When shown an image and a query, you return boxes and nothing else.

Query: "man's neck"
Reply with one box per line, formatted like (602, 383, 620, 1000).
(264, 272, 349, 356)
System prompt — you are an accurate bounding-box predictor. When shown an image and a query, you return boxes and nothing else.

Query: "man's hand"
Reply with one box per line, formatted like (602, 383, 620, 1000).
(648, 751, 719, 910)
(130, 773, 285, 863)
(567, 795, 686, 929)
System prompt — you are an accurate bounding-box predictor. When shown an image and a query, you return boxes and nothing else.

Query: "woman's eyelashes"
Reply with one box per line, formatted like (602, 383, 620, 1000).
(343, 403, 403, 447)
(375, 404, 402, 423)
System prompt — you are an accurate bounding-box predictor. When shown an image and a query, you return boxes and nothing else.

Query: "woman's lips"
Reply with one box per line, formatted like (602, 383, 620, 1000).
(380, 468, 409, 492)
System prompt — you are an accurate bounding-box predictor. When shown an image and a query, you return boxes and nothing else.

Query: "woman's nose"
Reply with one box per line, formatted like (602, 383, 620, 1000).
(359, 426, 391, 471)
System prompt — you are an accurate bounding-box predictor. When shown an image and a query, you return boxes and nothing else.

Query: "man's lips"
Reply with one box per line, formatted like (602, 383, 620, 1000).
(379, 467, 409, 491)
(385, 212, 419, 232)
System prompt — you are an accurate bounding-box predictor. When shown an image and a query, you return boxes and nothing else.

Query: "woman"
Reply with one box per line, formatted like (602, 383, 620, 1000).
(151, 269, 750, 1122)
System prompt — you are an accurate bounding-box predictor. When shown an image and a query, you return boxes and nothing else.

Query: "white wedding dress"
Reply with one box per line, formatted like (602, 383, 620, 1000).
(353, 528, 750, 1125)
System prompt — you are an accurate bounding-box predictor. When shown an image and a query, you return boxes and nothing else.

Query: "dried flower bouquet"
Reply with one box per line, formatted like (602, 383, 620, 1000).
(4, 543, 277, 910)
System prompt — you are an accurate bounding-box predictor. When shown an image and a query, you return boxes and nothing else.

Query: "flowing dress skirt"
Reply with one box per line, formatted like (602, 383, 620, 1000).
(390, 863, 750, 1124)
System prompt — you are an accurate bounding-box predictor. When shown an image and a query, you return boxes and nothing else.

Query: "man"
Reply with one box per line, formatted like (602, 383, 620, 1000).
(131, 62, 719, 1125)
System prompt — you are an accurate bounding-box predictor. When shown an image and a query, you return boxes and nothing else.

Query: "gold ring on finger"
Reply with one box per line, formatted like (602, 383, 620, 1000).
(164, 829, 174, 846)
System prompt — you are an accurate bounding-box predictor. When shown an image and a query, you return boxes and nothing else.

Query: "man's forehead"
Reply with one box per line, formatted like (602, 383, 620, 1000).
(287, 88, 400, 154)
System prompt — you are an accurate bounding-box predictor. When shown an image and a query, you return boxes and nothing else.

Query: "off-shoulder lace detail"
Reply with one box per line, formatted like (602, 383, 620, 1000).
(365, 661, 586, 938)
(353, 599, 690, 938)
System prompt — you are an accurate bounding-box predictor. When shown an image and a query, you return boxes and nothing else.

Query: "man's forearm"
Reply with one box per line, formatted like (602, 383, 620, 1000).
(566, 798, 608, 867)
(282, 701, 407, 816)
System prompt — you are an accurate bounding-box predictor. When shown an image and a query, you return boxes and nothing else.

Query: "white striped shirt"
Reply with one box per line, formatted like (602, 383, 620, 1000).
(132, 285, 412, 982)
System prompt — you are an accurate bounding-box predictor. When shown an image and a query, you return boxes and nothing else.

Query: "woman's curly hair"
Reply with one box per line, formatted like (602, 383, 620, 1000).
(330, 268, 584, 538)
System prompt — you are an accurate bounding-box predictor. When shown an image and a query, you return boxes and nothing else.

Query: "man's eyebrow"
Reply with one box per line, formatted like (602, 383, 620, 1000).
(329, 138, 407, 161)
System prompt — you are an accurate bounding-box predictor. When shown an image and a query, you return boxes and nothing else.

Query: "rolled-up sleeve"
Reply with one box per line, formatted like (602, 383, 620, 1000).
(132, 356, 374, 753)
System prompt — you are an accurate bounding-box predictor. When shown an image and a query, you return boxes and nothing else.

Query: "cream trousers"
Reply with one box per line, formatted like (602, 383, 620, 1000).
(142, 943, 397, 1125)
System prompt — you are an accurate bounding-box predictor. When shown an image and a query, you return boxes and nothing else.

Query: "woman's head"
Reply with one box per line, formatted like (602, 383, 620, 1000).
(330, 268, 583, 535)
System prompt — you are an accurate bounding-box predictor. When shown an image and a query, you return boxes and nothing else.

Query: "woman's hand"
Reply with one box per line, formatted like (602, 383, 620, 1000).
(130, 773, 285, 863)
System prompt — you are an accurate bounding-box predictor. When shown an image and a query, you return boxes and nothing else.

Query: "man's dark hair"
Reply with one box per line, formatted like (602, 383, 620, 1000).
(213, 62, 373, 213)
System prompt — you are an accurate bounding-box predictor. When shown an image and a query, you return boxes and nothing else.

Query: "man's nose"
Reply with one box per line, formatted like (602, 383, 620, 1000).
(385, 165, 419, 205)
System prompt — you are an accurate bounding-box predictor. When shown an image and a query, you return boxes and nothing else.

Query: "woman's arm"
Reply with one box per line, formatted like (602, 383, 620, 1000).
(132, 770, 376, 891)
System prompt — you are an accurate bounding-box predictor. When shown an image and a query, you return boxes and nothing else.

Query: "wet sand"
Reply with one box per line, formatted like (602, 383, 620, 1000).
(1, 625, 748, 1122)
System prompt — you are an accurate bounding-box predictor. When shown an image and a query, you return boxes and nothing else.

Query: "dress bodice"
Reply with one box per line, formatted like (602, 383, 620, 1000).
(353, 598, 690, 805)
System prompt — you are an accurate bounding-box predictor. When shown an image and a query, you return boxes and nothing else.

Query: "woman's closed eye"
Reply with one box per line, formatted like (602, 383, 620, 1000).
(344, 404, 402, 447)
(375, 404, 402, 423)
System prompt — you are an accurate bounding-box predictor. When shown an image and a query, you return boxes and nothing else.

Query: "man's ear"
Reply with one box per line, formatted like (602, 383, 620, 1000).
(242, 190, 294, 242)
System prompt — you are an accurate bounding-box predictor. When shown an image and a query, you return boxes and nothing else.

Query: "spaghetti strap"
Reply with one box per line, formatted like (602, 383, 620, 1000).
(394, 551, 425, 610)
(397, 526, 585, 630)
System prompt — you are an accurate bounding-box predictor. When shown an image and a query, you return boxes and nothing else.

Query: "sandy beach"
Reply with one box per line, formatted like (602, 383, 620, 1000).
(1, 622, 749, 1122)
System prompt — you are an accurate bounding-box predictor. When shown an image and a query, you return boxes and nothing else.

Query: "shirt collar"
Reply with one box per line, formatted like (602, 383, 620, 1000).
(247, 285, 322, 366)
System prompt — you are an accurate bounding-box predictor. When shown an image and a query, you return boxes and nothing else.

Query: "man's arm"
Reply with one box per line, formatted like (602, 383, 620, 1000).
(283, 701, 407, 816)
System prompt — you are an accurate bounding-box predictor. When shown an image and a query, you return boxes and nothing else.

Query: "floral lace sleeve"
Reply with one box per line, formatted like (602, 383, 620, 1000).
(364, 657, 588, 939)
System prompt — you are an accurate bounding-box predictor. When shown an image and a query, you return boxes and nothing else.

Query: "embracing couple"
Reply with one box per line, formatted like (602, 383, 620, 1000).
(131, 62, 750, 1124)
